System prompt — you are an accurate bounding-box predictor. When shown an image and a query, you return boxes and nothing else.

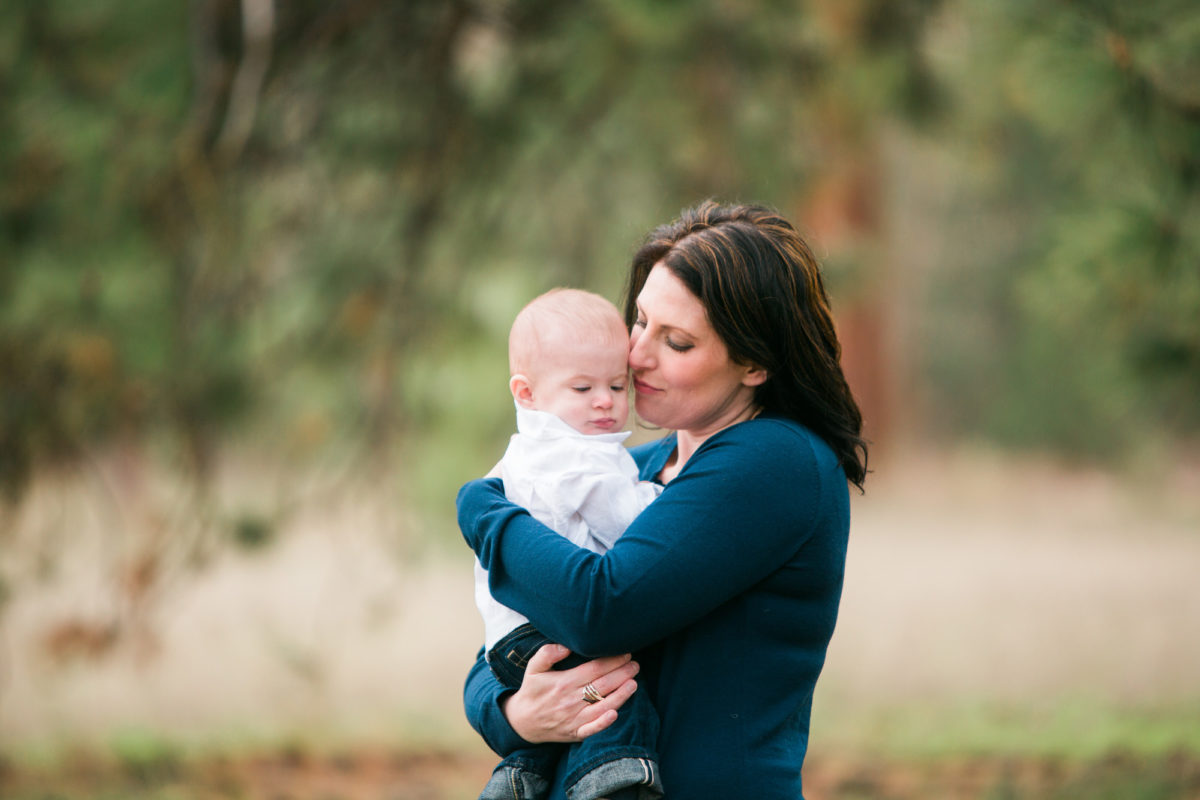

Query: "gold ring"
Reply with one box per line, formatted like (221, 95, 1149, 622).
(582, 682, 604, 704)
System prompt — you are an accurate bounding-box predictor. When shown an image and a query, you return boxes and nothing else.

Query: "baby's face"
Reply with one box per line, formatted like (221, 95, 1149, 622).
(527, 337, 630, 435)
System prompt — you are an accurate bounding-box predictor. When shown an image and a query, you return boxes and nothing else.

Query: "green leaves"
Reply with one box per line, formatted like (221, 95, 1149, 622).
(1, 0, 1197, 503)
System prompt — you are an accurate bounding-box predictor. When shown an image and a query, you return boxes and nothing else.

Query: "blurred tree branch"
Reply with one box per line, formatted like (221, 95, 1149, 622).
(215, 0, 275, 164)
(2, 0, 1198, 516)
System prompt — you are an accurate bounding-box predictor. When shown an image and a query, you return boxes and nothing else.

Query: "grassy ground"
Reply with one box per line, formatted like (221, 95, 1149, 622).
(3, 748, 1198, 799)
(2, 446, 1198, 798)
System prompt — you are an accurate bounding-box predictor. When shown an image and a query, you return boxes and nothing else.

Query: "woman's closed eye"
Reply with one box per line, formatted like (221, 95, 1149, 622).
(634, 316, 692, 352)
(666, 338, 692, 353)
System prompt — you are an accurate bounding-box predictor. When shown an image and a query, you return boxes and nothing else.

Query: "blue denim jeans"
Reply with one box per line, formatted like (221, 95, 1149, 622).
(481, 623, 663, 800)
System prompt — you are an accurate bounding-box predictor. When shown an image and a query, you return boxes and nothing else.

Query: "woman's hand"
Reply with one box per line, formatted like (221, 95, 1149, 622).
(501, 644, 640, 743)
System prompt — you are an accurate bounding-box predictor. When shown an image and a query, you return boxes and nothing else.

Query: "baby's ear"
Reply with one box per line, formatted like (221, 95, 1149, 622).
(509, 374, 536, 407)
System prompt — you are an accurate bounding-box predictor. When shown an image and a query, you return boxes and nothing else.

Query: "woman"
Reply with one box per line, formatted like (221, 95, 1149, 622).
(458, 201, 868, 799)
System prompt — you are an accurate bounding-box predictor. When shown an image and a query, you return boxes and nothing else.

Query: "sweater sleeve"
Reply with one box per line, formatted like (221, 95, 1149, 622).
(462, 647, 533, 756)
(458, 421, 832, 656)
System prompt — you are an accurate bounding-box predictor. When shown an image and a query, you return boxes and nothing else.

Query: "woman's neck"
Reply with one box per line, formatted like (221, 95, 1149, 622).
(660, 402, 761, 483)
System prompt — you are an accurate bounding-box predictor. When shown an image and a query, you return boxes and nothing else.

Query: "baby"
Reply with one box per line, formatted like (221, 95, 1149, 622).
(473, 288, 664, 800)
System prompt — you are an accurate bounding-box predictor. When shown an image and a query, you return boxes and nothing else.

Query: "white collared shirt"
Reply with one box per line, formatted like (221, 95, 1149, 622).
(475, 405, 662, 650)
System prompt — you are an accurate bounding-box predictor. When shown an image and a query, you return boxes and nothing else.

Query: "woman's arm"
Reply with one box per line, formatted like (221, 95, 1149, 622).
(464, 647, 529, 756)
(460, 421, 839, 655)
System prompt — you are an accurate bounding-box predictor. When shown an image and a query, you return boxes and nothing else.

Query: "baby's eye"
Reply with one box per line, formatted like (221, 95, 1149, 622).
(572, 386, 591, 393)
(611, 383, 626, 392)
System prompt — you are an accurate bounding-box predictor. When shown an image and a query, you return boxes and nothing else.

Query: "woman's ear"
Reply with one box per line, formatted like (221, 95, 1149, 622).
(742, 364, 769, 388)
(509, 374, 536, 408)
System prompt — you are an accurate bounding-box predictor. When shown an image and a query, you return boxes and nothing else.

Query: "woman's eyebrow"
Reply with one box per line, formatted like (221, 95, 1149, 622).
(637, 306, 691, 336)
(655, 320, 694, 338)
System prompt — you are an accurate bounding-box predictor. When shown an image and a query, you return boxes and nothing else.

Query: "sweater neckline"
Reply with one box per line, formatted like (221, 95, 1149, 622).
(643, 414, 791, 485)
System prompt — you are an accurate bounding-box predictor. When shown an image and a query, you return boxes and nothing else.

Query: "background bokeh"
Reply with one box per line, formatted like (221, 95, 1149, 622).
(2, 1, 1198, 798)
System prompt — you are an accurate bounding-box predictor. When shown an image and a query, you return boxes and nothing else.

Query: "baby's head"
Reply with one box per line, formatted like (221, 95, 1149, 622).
(508, 288, 630, 435)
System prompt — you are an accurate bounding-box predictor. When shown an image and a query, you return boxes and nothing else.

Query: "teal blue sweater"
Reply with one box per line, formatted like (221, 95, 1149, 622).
(458, 416, 850, 800)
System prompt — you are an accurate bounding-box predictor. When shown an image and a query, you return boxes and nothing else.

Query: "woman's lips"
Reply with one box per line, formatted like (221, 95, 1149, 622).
(633, 377, 660, 394)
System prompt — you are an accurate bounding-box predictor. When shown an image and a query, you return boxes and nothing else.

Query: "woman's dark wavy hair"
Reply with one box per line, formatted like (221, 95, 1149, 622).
(623, 200, 868, 490)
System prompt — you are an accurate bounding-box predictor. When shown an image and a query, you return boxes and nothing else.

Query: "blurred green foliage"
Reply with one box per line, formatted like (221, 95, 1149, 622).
(926, 0, 1200, 458)
(1, 0, 1197, 504)
(110, 729, 183, 785)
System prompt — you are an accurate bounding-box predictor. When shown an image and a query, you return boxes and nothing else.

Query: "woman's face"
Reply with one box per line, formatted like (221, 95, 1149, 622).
(628, 264, 764, 436)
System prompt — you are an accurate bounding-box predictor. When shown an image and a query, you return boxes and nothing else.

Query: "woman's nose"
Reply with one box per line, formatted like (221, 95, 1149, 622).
(629, 329, 652, 370)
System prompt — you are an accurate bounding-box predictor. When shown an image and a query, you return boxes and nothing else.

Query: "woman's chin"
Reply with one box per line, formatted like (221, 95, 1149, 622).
(634, 401, 668, 428)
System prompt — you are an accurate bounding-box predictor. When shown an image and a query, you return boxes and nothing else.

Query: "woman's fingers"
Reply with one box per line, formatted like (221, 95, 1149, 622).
(575, 707, 619, 739)
(568, 653, 640, 739)
(596, 672, 639, 710)
(575, 673, 639, 738)
(579, 653, 638, 700)
(525, 643, 572, 675)
(529, 647, 637, 701)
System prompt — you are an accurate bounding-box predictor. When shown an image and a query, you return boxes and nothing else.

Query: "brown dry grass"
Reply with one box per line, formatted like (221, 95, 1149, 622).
(814, 448, 1200, 756)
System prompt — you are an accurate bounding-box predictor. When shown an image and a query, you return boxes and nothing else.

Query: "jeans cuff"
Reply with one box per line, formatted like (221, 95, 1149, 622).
(479, 763, 551, 800)
(565, 756, 663, 800)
